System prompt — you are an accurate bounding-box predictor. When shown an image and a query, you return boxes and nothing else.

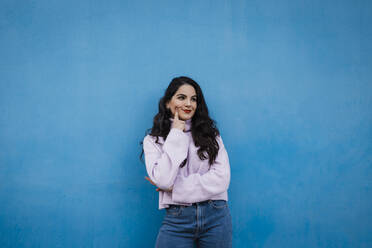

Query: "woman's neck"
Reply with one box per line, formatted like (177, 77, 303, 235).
(169, 117, 192, 131)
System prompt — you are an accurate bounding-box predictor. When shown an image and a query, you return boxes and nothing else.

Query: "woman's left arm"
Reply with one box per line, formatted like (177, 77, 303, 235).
(171, 136, 231, 204)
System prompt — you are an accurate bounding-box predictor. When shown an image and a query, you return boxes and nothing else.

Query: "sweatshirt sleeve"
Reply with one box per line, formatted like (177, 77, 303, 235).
(143, 128, 190, 190)
(171, 136, 231, 203)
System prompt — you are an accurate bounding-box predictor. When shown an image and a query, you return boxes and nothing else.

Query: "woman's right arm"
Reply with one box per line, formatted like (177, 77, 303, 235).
(143, 128, 190, 190)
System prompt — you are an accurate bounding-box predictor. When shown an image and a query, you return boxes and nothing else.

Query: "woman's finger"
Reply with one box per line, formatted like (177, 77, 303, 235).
(174, 107, 179, 120)
(144, 176, 156, 186)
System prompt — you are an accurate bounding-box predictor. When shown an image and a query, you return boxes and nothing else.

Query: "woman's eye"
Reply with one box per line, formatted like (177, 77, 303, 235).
(178, 96, 185, 100)
(192, 98, 197, 102)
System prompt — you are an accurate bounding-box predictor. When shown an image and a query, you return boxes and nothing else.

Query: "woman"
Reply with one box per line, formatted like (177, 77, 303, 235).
(141, 76, 232, 248)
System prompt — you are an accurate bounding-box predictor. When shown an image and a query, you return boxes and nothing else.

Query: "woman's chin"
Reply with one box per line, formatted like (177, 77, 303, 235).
(173, 112, 194, 121)
(180, 115, 192, 121)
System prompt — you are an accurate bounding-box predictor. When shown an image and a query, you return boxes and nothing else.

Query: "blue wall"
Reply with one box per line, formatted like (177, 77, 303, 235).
(1, 0, 371, 247)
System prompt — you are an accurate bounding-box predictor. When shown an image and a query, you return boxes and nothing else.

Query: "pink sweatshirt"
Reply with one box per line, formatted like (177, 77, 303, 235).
(143, 118, 231, 209)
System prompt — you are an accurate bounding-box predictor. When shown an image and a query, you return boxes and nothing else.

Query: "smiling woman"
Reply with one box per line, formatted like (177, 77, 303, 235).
(166, 84, 197, 121)
(140, 76, 232, 248)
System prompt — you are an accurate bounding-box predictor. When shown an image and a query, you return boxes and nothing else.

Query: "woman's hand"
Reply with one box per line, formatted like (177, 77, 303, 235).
(172, 108, 185, 131)
(144, 176, 173, 192)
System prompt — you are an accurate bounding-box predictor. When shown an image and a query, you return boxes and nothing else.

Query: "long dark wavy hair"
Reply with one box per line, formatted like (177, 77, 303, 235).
(140, 76, 220, 166)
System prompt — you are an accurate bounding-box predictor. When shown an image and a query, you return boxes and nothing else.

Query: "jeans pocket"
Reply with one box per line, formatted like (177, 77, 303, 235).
(209, 200, 228, 209)
(165, 205, 183, 216)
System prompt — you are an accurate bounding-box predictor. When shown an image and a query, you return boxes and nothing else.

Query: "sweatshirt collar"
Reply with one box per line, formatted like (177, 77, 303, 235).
(169, 118, 192, 132)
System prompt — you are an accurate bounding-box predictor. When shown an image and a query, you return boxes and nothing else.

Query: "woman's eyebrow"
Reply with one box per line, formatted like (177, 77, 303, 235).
(176, 94, 197, 97)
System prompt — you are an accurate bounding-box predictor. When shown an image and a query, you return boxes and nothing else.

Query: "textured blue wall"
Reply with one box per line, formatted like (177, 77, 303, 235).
(0, 0, 371, 247)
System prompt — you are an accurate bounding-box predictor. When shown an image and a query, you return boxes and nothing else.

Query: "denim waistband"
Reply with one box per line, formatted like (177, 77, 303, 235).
(191, 199, 212, 206)
(169, 199, 225, 208)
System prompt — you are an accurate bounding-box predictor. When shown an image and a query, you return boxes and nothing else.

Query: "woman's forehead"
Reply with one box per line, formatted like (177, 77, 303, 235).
(175, 84, 196, 96)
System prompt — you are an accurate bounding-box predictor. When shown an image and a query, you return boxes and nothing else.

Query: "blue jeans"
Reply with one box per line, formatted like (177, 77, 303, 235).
(155, 200, 232, 248)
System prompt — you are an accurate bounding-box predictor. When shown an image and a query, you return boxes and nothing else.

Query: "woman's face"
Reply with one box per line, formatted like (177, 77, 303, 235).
(166, 84, 197, 121)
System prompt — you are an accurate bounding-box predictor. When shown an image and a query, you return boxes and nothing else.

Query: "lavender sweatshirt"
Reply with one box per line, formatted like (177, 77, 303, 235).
(143, 118, 231, 209)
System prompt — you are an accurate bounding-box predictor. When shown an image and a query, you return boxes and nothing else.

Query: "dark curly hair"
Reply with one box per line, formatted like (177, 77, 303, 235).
(140, 76, 220, 166)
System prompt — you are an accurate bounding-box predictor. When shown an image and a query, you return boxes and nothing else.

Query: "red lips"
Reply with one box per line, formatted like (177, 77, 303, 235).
(183, 109, 191, 113)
